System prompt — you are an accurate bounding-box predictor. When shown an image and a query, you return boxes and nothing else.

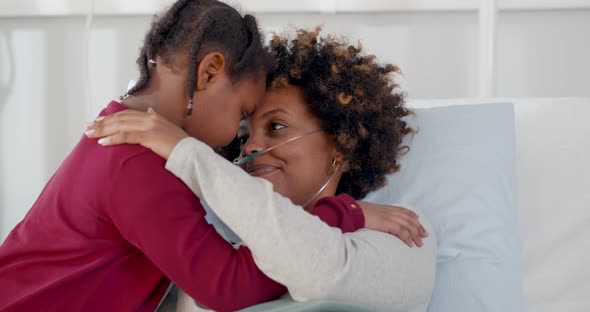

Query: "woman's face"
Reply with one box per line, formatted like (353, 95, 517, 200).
(238, 85, 341, 208)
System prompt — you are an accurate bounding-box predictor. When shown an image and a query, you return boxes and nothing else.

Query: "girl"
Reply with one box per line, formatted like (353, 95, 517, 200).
(0, 2, 421, 312)
(87, 28, 437, 311)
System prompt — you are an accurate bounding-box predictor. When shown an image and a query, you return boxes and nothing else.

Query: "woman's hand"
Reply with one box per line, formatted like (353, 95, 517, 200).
(358, 201, 429, 248)
(85, 108, 188, 160)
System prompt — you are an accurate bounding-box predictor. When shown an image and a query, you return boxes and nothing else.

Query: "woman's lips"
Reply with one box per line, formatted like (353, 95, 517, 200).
(247, 164, 279, 177)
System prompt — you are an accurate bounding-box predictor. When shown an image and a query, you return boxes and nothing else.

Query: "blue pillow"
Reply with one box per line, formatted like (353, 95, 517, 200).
(365, 102, 525, 312)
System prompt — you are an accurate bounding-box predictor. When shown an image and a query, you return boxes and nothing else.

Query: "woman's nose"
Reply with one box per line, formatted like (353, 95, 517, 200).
(242, 136, 264, 157)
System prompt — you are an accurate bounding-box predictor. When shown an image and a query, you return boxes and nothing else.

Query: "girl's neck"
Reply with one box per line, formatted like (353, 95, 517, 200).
(122, 90, 160, 112)
(121, 77, 186, 128)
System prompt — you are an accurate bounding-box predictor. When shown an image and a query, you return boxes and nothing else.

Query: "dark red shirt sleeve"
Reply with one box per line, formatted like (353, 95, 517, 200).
(108, 152, 283, 311)
(106, 152, 365, 311)
(309, 193, 365, 232)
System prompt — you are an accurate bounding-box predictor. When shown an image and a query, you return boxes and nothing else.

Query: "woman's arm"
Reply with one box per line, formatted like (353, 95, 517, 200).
(165, 137, 436, 305)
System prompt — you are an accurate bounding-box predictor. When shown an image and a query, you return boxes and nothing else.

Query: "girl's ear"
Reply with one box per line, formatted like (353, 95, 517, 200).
(195, 52, 226, 91)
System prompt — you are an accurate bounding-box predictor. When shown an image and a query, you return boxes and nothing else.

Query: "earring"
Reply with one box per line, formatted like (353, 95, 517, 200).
(148, 59, 157, 66)
(330, 159, 338, 175)
(187, 98, 193, 116)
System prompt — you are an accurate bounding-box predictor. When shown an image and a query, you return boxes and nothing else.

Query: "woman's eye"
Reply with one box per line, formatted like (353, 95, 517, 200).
(270, 122, 286, 131)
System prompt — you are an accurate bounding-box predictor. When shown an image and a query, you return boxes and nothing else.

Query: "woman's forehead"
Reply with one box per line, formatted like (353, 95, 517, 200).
(253, 86, 307, 117)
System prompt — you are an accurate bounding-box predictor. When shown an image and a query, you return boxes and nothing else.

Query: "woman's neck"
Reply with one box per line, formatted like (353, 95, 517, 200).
(302, 174, 341, 210)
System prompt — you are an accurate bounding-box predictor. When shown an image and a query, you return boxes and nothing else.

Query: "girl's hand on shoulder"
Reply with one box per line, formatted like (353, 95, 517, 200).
(85, 108, 188, 160)
(357, 201, 429, 248)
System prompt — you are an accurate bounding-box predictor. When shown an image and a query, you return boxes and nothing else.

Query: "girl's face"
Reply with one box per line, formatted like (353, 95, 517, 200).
(186, 71, 266, 149)
(238, 85, 342, 208)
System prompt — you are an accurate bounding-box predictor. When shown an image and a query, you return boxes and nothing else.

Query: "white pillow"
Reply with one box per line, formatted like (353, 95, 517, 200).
(364, 102, 525, 312)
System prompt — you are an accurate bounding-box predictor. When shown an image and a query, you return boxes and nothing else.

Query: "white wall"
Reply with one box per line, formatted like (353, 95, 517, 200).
(1, 8, 590, 239)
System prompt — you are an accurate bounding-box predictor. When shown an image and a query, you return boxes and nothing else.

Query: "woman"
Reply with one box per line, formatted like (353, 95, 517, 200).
(87, 28, 437, 311)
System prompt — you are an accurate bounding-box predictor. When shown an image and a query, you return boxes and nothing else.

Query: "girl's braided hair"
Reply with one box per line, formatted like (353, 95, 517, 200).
(129, 0, 272, 104)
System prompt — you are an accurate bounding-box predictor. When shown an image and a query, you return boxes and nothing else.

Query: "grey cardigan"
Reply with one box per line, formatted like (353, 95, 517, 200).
(165, 137, 437, 312)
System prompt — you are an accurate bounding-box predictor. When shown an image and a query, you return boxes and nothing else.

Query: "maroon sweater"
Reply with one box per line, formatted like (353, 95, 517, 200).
(0, 101, 365, 312)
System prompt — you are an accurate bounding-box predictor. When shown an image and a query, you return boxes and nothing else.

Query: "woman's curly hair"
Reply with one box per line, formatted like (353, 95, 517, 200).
(267, 27, 414, 199)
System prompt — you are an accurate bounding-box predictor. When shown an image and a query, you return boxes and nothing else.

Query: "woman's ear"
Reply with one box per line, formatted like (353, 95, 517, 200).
(331, 151, 348, 174)
(195, 52, 226, 91)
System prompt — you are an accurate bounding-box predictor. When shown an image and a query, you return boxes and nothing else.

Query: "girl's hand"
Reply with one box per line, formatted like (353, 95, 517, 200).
(357, 201, 429, 248)
(85, 108, 188, 160)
